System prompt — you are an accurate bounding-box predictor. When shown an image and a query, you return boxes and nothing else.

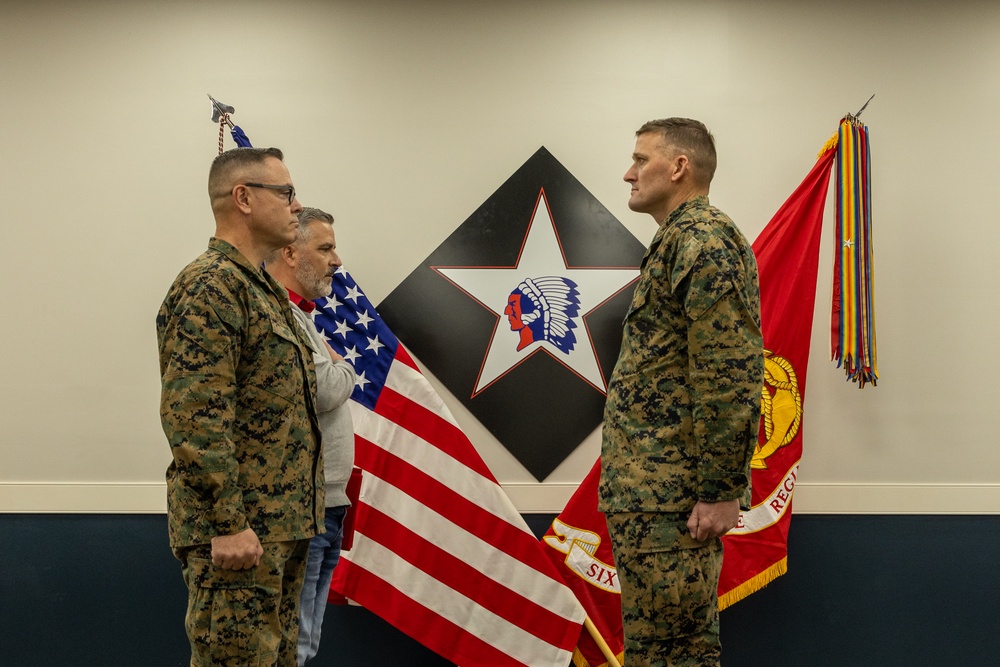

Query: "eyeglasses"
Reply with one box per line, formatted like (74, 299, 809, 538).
(243, 182, 296, 205)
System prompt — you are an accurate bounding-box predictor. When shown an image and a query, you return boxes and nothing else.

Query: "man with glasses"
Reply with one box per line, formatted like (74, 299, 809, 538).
(157, 147, 324, 667)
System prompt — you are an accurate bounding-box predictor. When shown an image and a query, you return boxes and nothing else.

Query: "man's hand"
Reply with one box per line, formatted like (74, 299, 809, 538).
(323, 340, 344, 362)
(211, 527, 263, 570)
(687, 499, 741, 542)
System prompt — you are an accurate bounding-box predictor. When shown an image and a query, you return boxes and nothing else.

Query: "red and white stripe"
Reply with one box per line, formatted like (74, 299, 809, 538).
(332, 345, 585, 667)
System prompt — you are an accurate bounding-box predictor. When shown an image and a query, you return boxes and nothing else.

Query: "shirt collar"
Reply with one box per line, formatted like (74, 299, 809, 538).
(286, 287, 316, 313)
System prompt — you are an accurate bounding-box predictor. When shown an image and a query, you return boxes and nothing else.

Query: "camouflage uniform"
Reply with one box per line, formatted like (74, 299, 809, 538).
(599, 196, 762, 666)
(157, 238, 324, 667)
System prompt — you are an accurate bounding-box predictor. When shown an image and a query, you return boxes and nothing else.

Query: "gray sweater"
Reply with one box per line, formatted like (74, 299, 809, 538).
(290, 304, 356, 508)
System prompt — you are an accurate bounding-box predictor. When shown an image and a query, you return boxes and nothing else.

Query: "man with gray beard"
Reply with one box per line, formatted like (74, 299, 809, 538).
(265, 207, 356, 666)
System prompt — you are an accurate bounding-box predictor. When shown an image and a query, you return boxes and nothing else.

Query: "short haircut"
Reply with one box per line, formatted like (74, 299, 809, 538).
(208, 147, 285, 201)
(636, 118, 717, 185)
(295, 207, 335, 243)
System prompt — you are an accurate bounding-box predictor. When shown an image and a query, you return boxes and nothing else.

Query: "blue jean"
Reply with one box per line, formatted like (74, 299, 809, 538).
(297, 505, 347, 666)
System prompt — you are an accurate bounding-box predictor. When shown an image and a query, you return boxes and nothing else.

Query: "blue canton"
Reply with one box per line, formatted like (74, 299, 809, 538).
(311, 268, 399, 411)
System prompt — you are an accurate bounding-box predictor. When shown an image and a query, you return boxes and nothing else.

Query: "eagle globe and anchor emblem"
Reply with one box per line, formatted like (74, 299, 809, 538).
(754, 349, 802, 470)
(545, 349, 805, 585)
(730, 348, 804, 535)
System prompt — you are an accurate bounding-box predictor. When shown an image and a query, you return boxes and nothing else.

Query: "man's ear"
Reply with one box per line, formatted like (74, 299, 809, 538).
(671, 154, 690, 182)
(233, 184, 253, 214)
(281, 244, 297, 267)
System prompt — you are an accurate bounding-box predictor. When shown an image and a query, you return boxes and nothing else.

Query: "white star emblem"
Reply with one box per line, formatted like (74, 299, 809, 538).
(323, 295, 343, 312)
(434, 189, 638, 395)
(366, 335, 385, 355)
(355, 310, 374, 330)
(345, 285, 363, 304)
(332, 320, 351, 339)
(343, 345, 362, 364)
(355, 371, 370, 391)
(844, 238, 854, 249)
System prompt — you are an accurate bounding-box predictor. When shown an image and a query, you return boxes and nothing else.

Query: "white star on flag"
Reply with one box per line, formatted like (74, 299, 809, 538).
(345, 285, 364, 303)
(354, 370, 370, 390)
(343, 345, 362, 364)
(366, 334, 385, 355)
(333, 320, 352, 339)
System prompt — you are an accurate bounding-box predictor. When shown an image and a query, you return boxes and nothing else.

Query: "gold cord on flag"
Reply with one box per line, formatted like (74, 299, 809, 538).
(217, 114, 228, 155)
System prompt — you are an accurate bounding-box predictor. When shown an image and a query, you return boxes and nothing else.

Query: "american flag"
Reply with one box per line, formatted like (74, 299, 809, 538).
(316, 267, 586, 667)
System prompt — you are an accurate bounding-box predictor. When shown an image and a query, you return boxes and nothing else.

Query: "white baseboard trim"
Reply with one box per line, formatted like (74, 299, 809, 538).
(503, 482, 1000, 515)
(0, 483, 167, 513)
(2, 482, 1000, 515)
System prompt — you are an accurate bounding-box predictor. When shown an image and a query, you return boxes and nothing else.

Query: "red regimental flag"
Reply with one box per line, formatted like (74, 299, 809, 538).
(542, 459, 624, 667)
(718, 145, 837, 608)
(542, 145, 838, 649)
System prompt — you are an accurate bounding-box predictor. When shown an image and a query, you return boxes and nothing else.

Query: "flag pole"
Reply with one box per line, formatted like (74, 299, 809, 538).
(584, 615, 622, 667)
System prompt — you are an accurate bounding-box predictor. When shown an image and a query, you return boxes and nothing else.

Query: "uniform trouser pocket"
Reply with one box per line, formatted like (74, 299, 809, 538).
(176, 541, 307, 667)
(606, 512, 723, 666)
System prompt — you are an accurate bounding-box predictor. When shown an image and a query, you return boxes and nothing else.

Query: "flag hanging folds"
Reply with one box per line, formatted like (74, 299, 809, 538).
(319, 268, 586, 667)
(541, 459, 624, 667)
(717, 143, 838, 608)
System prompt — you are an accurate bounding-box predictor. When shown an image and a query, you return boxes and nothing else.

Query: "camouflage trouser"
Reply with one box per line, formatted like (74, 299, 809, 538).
(605, 512, 723, 667)
(174, 539, 309, 667)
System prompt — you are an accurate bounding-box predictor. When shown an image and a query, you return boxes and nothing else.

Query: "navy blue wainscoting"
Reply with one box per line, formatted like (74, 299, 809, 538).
(1, 514, 998, 666)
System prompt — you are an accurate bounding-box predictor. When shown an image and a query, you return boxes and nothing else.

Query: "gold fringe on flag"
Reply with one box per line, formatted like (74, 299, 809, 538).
(831, 113, 878, 387)
(717, 557, 788, 611)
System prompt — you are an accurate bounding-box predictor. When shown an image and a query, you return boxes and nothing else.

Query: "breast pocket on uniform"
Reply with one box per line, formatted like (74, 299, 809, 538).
(624, 278, 651, 322)
(253, 313, 304, 404)
(268, 312, 301, 347)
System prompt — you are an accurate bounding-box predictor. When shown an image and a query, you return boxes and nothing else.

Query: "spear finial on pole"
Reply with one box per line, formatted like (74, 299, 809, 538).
(208, 94, 235, 129)
(207, 94, 253, 153)
(849, 94, 876, 121)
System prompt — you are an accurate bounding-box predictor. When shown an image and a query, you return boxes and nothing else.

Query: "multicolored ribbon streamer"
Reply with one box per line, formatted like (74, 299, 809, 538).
(831, 117, 878, 387)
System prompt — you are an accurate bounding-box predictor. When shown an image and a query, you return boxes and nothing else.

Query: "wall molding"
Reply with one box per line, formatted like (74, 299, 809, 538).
(2, 481, 1000, 514)
(503, 482, 1000, 515)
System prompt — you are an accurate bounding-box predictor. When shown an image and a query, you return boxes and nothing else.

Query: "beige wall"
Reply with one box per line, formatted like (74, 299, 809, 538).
(2, 0, 998, 513)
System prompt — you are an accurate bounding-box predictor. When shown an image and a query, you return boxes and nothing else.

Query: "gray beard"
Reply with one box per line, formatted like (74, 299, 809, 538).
(295, 264, 332, 300)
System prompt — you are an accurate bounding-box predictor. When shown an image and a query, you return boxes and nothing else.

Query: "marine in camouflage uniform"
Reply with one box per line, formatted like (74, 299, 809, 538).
(599, 120, 763, 667)
(158, 148, 324, 667)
